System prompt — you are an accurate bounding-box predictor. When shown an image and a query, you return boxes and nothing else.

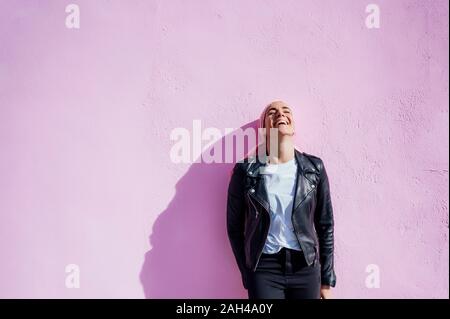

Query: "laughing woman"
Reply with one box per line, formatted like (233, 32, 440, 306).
(226, 100, 336, 299)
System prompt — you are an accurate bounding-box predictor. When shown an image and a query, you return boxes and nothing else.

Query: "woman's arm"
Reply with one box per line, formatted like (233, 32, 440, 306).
(226, 163, 249, 289)
(314, 159, 337, 293)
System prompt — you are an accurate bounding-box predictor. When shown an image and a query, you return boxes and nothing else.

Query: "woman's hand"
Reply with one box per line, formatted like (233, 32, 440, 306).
(320, 285, 332, 299)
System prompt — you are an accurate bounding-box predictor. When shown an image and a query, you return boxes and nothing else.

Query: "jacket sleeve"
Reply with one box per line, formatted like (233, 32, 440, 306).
(314, 159, 337, 287)
(226, 163, 249, 289)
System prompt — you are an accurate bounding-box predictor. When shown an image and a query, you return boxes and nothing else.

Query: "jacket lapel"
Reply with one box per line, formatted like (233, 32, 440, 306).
(293, 149, 317, 211)
(246, 151, 270, 212)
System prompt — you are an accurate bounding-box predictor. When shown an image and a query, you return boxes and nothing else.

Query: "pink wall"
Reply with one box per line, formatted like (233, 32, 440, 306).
(0, 0, 448, 298)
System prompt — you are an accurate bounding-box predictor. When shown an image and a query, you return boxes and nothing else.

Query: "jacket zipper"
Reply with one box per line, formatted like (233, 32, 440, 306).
(291, 173, 304, 255)
(291, 213, 306, 258)
(248, 193, 259, 218)
(290, 171, 310, 264)
(291, 185, 318, 266)
(248, 191, 271, 271)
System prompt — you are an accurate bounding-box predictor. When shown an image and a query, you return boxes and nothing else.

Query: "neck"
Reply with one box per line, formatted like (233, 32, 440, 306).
(266, 135, 295, 164)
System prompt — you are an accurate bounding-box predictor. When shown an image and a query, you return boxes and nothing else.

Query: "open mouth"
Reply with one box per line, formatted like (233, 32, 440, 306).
(275, 120, 289, 127)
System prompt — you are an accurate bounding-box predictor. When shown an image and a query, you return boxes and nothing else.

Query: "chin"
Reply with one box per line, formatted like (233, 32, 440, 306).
(278, 129, 293, 136)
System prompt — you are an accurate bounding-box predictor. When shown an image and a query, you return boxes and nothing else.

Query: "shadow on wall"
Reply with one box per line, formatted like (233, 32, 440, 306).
(139, 120, 259, 298)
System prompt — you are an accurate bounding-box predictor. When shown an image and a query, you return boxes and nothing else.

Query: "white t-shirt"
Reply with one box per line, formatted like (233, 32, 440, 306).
(260, 157, 302, 254)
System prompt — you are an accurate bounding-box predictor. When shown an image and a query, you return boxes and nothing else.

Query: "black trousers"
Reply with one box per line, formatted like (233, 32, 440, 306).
(247, 247, 321, 299)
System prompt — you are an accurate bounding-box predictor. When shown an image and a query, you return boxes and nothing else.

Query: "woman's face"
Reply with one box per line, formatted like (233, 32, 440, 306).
(263, 101, 295, 137)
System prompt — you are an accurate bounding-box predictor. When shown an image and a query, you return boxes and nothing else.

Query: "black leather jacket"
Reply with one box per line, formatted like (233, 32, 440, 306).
(227, 148, 336, 289)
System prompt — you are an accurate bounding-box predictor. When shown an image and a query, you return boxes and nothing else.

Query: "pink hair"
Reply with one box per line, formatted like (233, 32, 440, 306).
(259, 102, 273, 129)
(243, 102, 273, 159)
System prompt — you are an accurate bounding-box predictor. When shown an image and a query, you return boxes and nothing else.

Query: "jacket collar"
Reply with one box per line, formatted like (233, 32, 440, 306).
(246, 148, 318, 212)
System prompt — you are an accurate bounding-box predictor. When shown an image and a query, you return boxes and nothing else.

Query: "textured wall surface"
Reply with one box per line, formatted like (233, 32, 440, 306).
(0, 0, 448, 298)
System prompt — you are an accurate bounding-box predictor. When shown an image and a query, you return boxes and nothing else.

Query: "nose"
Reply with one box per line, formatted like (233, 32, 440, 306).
(274, 110, 282, 119)
(274, 111, 286, 121)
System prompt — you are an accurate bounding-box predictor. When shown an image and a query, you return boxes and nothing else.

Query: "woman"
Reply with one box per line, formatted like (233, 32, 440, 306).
(226, 100, 336, 299)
